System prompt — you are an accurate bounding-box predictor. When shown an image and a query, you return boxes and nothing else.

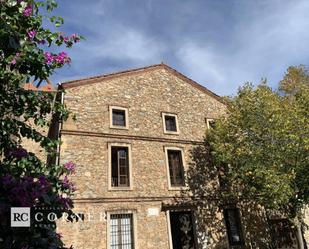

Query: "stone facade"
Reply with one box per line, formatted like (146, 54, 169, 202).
(54, 64, 303, 249)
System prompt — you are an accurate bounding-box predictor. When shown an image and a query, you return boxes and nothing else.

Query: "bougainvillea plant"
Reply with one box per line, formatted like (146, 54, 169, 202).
(0, 0, 83, 248)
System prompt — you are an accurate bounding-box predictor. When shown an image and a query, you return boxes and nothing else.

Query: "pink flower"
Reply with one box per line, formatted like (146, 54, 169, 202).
(55, 52, 71, 65)
(10, 53, 20, 65)
(23, 5, 32, 17)
(62, 176, 76, 192)
(71, 33, 80, 43)
(27, 30, 36, 40)
(44, 52, 54, 64)
(64, 161, 76, 173)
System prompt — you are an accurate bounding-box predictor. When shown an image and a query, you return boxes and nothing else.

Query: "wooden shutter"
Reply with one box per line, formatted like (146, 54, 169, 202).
(168, 150, 184, 186)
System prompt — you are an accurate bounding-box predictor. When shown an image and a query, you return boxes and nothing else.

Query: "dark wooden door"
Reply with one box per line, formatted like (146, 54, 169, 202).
(169, 211, 196, 249)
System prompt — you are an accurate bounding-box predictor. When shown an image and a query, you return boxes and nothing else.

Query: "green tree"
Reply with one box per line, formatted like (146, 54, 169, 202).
(0, 0, 82, 248)
(209, 66, 309, 248)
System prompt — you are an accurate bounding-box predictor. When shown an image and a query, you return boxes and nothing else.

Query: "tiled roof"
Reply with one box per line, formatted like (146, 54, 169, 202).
(23, 82, 55, 92)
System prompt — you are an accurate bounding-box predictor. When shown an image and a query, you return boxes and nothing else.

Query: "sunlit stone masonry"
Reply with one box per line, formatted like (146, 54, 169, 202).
(47, 63, 302, 249)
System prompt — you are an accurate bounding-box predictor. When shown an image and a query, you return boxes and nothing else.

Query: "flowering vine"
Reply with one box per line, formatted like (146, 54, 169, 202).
(0, 0, 83, 248)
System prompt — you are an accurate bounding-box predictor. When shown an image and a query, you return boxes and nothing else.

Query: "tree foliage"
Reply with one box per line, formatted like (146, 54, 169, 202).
(0, 0, 82, 248)
(209, 66, 309, 220)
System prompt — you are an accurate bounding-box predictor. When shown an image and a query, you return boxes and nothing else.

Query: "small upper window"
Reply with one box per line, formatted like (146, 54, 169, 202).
(162, 113, 179, 134)
(206, 118, 216, 129)
(110, 106, 128, 129)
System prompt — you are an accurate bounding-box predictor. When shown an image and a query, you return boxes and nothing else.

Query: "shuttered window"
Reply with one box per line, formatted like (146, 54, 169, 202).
(111, 147, 130, 187)
(110, 213, 134, 249)
(167, 150, 185, 187)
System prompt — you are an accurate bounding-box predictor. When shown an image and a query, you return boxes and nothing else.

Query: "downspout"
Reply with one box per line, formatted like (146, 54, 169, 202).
(295, 219, 305, 249)
(55, 86, 64, 166)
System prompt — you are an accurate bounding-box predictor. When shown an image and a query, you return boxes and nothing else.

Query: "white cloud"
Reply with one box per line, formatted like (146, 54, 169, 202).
(52, 0, 309, 95)
(176, 43, 225, 87)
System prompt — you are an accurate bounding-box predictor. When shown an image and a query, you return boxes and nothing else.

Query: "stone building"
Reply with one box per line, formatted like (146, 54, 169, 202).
(54, 64, 302, 249)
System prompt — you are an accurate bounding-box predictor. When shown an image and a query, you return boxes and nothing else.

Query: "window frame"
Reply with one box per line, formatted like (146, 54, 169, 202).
(106, 210, 137, 249)
(109, 106, 129, 129)
(223, 208, 245, 246)
(206, 118, 215, 129)
(108, 143, 133, 191)
(162, 112, 179, 135)
(164, 147, 187, 190)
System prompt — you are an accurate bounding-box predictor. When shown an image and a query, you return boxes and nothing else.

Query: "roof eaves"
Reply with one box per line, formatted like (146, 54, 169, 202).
(59, 64, 164, 89)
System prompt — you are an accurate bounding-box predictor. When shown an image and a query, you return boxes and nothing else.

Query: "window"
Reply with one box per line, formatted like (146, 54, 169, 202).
(165, 148, 185, 188)
(110, 106, 129, 129)
(109, 213, 135, 249)
(108, 143, 132, 190)
(223, 208, 244, 246)
(162, 113, 179, 134)
(206, 118, 216, 129)
(111, 147, 130, 187)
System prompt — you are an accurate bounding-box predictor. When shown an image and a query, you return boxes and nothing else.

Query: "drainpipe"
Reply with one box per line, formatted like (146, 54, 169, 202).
(296, 222, 304, 249)
(55, 86, 64, 166)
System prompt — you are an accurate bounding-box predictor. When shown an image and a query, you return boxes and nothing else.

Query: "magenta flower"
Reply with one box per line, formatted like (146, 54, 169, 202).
(23, 5, 32, 17)
(55, 51, 71, 65)
(61, 176, 76, 192)
(71, 33, 80, 43)
(27, 30, 36, 40)
(10, 52, 21, 65)
(64, 161, 76, 173)
(44, 52, 54, 64)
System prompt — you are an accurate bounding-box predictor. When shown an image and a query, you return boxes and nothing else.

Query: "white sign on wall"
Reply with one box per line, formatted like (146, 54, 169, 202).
(147, 208, 159, 216)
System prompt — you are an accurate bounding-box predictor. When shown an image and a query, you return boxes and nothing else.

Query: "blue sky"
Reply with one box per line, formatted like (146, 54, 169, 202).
(50, 0, 309, 96)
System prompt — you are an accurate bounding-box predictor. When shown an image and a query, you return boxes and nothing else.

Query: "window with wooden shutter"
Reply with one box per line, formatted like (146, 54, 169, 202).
(167, 150, 185, 187)
(111, 147, 130, 187)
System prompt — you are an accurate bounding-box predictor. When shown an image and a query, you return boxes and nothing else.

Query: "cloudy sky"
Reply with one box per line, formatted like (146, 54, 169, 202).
(50, 0, 309, 96)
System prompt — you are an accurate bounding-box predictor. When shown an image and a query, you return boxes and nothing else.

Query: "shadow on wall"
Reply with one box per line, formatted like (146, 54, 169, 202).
(176, 141, 285, 249)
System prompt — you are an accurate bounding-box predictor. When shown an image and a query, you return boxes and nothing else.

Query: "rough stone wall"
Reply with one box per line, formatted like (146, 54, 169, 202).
(57, 201, 170, 249)
(57, 67, 280, 249)
(62, 68, 226, 139)
(61, 135, 196, 199)
(58, 67, 229, 248)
